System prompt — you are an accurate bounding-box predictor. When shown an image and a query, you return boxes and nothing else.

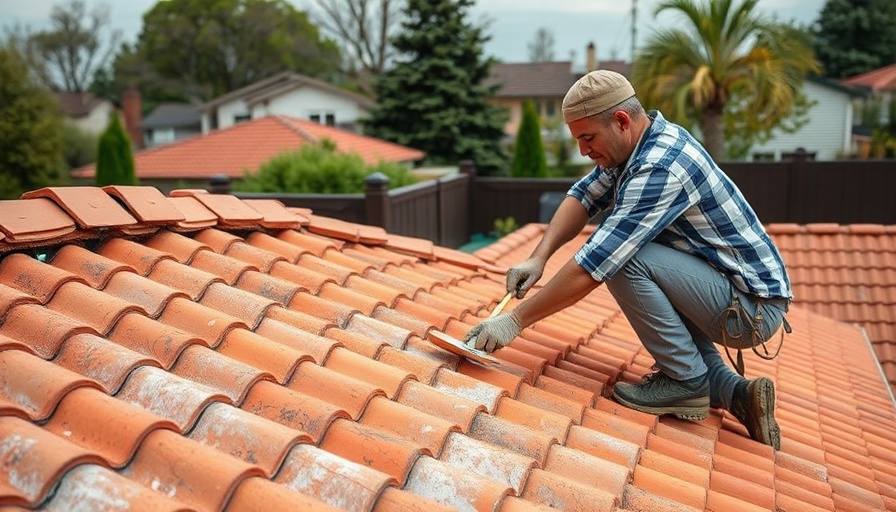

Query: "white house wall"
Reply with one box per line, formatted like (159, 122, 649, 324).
(750, 81, 853, 161)
(207, 87, 366, 133)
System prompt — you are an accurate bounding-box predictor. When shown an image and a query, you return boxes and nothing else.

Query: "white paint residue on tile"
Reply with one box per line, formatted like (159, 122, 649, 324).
(45, 465, 132, 512)
(0, 434, 40, 497)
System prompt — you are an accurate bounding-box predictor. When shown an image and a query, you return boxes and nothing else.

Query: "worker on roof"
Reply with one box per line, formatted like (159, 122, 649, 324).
(465, 70, 792, 450)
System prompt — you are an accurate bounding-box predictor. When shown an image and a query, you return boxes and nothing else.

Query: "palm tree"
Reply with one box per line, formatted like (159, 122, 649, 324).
(632, 0, 819, 159)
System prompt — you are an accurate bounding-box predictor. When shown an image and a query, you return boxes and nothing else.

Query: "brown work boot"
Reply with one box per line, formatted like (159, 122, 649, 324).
(612, 371, 710, 420)
(730, 377, 781, 450)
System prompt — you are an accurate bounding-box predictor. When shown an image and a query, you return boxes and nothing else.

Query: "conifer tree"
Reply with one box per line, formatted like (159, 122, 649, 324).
(362, 0, 508, 175)
(95, 114, 137, 186)
(510, 100, 547, 177)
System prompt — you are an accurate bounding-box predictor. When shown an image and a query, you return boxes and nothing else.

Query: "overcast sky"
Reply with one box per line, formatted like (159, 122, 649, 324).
(2, 0, 827, 66)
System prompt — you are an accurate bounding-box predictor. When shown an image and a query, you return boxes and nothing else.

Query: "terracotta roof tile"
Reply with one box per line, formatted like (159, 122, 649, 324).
(0, 198, 76, 244)
(1, 188, 895, 511)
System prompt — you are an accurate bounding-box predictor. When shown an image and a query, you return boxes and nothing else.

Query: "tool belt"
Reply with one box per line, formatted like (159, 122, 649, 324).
(718, 292, 791, 376)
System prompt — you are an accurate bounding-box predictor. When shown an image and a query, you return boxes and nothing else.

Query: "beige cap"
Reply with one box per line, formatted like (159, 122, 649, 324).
(562, 70, 636, 122)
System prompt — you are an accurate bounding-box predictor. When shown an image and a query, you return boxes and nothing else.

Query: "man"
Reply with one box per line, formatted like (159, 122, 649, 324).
(465, 70, 791, 449)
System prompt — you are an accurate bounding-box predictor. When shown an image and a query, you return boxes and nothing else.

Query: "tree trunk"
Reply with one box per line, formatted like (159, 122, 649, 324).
(702, 107, 725, 161)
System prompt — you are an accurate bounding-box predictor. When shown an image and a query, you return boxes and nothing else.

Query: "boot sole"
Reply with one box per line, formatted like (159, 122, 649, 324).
(748, 377, 781, 450)
(612, 393, 710, 421)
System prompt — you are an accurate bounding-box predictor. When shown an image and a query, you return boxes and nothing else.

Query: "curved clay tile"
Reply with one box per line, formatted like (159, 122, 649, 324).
(43, 386, 178, 468)
(376, 345, 449, 385)
(40, 463, 189, 512)
(403, 455, 513, 511)
(432, 365, 509, 413)
(148, 259, 224, 300)
(116, 365, 231, 432)
(372, 486, 457, 512)
(495, 395, 573, 443)
(320, 417, 426, 484)
(192, 227, 244, 253)
(341, 246, 403, 270)
(454, 359, 525, 399)
(244, 231, 309, 263)
(296, 253, 355, 285)
(287, 360, 384, 420)
(241, 379, 349, 444)
(165, 196, 219, 232)
(102, 271, 190, 318)
(102, 185, 186, 225)
(0, 283, 41, 321)
(199, 282, 277, 330)
(0, 416, 107, 507)
(53, 333, 161, 394)
(170, 344, 273, 404)
(0, 253, 85, 304)
(391, 297, 454, 333)
(241, 199, 308, 230)
(272, 443, 397, 511)
(47, 281, 147, 335)
(320, 249, 376, 275)
(188, 401, 310, 477)
(395, 379, 485, 433)
(469, 412, 558, 466)
(341, 274, 405, 307)
(190, 250, 257, 285)
(316, 281, 384, 315)
(358, 395, 458, 457)
(253, 317, 339, 365)
(121, 428, 266, 512)
(323, 347, 414, 400)
(407, 290, 473, 320)
(515, 382, 585, 423)
(62, 249, 136, 286)
(225, 241, 291, 274)
(264, 306, 338, 337)
(269, 260, 337, 295)
(286, 291, 360, 328)
(0, 303, 97, 359)
(144, 229, 211, 263)
(276, 229, 342, 258)
(226, 476, 339, 512)
(217, 328, 312, 384)
(107, 312, 206, 369)
(565, 424, 640, 471)
(233, 270, 306, 307)
(157, 296, 246, 346)
(521, 467, 619, 511)
(439, 430, 537, 493)
(98, 238, 177, 276)
(400, 335, 463, 370)
(344, 312, 414, 349)
(0, 350, 103, 421)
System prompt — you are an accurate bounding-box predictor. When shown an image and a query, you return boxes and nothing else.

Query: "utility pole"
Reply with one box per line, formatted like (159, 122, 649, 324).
(631, 0, 638, 62)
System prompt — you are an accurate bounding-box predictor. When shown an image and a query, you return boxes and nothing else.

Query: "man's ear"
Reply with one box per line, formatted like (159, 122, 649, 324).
(614, 110, 631, 130)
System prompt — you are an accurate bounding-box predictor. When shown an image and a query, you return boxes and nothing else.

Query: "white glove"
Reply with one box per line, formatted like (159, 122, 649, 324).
(506, 258, 545, 299)
(465, 313, 522, 353)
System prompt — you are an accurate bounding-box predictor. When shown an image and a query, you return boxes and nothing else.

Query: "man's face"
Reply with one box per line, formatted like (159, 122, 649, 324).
(567, 110, 632, 169)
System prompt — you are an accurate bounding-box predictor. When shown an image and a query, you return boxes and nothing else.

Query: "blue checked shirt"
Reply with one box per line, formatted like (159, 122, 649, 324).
(569, 111, 792, 299)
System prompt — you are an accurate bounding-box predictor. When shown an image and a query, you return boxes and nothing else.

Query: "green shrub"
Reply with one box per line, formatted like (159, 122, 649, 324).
(95, 114, 137, 186)
(510, 99, 547, 177)
(61, 123, 98, 171)
(236, 140, 417, 193)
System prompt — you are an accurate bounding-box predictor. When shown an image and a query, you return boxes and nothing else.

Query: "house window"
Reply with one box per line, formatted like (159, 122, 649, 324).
(309, 111, 336, 126)
(234, 113, 251, 123)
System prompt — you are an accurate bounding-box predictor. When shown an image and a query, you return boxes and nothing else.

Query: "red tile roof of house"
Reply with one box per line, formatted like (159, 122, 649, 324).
(766, 223, 896, 395)
(842, 63, 896, 91)
(0, 186, 895, 511)
(71, 116, 425, 181)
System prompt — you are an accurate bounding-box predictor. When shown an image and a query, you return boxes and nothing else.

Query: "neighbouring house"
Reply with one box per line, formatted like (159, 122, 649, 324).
(55, 91, 116, 135)
(748, 75, 867, 161)
(142, 103, 202, 148)
(842, 63, 896, 158)
(200, 71, 374, 134)
(71, 115, 425, 193)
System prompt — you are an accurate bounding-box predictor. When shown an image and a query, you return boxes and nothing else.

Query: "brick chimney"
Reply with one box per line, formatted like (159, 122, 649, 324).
(121, 87, 144, 149)
(586, 42, 598, 71)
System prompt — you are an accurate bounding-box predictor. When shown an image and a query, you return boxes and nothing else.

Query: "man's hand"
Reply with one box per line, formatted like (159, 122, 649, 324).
(506, 258, 545, 299)
(465, 313, 522, 353)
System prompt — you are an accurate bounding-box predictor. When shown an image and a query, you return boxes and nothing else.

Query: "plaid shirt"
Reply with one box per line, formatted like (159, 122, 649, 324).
(569, 111, 792, 299)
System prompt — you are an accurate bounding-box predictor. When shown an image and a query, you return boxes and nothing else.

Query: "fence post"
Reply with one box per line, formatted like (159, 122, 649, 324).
(459, 160, 477, 239)
(364, 172, 390, 230)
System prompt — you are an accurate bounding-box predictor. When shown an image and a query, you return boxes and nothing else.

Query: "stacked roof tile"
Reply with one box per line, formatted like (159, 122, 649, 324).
(766, 223, 896, 397)
(0, 185, 894, 511)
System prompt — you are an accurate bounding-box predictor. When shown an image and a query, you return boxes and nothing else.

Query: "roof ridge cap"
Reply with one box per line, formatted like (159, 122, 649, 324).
(274, 115, 319, 143)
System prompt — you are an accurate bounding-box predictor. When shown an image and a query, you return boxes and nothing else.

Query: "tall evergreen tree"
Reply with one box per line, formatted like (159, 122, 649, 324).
(812, 0, 896, 79)
(362, 0, 508, 175)
(95, 114, 137, 186)
(511, 100, 547, 177)
(0, 45, 66, 199)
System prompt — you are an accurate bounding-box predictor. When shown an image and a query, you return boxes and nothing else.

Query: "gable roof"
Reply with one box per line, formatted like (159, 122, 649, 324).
(71, 116, 425, 180)
(201, 71, 374, 111)
(766, 223, 896, 395)
(0, 185, 895, 511)
(485, 61, 581, 98)
(54, 91, 111, 118)
(141, 103, 202, 130)
(842, 63, 896, 91)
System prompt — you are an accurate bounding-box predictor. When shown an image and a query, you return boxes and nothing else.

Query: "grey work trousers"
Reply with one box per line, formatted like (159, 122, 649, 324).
(605, 242, 788, 411)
